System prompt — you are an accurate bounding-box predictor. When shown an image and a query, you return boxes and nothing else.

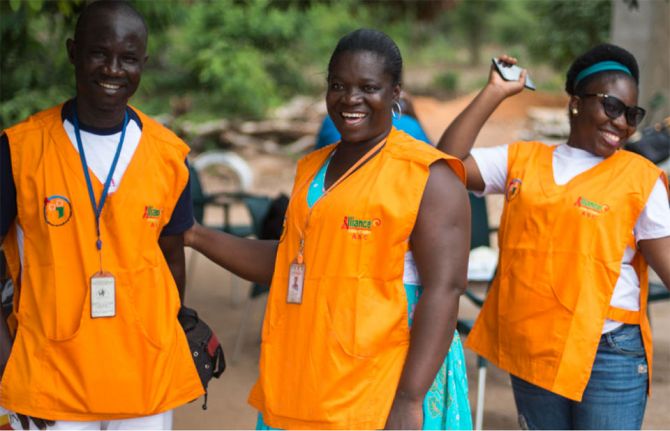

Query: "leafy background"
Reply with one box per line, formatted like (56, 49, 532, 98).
(0, 0, 611, 128)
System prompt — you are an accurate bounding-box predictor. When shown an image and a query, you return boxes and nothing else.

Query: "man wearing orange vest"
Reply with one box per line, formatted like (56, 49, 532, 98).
(0, 1, 203, 429)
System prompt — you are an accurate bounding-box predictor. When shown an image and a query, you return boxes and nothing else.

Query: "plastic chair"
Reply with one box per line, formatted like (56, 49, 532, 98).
(189, 164, 255, 237)
(458, 193, 498, 431)
(649, 282, 670, 302)
(188, 163, 273, 308)
(648, 281, 670, 324)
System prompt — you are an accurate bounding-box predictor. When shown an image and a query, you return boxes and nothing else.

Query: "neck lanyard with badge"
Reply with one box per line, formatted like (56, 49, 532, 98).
(286, 138, 386, 304)
(72, 104, 128, 319)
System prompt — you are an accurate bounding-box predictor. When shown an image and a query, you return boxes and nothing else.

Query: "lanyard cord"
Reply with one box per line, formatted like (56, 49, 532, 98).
(292, 137, 387, 263)
(72, 105, 128, 270)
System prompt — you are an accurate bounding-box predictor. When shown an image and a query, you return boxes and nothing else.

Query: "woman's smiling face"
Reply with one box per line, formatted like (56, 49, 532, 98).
(569, 75, 639, 158)
(326, 50, 400, 148)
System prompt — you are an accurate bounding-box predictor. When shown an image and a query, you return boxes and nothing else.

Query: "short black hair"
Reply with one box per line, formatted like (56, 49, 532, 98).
(328, 28, 403, 86)
(565, 43, 639, 95)
(74, 0, 147, 43)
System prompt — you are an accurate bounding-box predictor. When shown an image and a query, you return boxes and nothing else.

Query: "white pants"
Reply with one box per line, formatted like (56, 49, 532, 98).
(8, 410, 173, 430)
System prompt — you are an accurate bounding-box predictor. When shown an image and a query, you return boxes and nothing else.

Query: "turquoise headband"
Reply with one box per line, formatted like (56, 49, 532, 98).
(574, 61, 632, 88)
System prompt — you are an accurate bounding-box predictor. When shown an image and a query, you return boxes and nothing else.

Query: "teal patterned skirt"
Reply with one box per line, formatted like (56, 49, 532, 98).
(405, 283, 472, 430)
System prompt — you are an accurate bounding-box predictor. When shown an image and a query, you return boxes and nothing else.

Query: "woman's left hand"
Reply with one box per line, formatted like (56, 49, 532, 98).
(385, 393, 423, 430)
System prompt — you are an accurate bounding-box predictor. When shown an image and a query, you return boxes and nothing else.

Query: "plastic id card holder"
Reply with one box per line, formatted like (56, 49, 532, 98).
(91, 272, 116, 318)
(287, 262, 305, 304)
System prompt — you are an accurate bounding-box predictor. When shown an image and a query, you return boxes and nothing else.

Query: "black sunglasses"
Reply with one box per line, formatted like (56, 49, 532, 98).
(580, 93, 646, 127)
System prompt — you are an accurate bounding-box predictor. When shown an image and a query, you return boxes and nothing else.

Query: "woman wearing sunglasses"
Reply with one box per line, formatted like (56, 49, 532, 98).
(438, 43, 670, 429)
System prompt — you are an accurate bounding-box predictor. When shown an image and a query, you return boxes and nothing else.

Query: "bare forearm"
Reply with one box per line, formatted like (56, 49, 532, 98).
(159, 234, 187, 304)
(190, 224, 278, 285)
(437, 84, 507, 159)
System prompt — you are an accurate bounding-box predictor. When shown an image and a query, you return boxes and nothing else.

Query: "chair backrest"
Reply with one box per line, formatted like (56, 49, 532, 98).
(469, 193, 491, 249)
(241, 195, 273, 238)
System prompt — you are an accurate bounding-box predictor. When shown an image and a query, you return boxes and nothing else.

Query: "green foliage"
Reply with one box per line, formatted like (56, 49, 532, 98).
(1, 0, 612, 128)
(433, 71, 459, 94)
(437, 0, 502, 66)
(526, 0, 611, 71)
(488, 0, 537, 46)
(168, 0, 306, 118)
(0, 0, 84, 127)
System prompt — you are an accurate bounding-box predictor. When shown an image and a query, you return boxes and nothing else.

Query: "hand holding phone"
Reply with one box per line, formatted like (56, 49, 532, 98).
(492, 58, 536, 91)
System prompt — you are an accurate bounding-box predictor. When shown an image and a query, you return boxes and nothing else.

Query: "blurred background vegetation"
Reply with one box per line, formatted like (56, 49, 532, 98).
(1, 0, 612, 128)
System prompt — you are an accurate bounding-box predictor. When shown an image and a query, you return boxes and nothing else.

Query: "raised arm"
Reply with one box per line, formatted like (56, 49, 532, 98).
(437, 55, 526, 192)
(185, 223, 278, 286)
(385, 161, 470, 430)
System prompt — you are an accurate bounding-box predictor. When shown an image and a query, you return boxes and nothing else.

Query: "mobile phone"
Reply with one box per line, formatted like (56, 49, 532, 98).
(492, 58, 536, 91)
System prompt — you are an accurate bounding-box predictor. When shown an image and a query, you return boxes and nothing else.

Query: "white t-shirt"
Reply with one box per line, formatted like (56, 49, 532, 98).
(63, 118, 142, 194)
(471, 143, 670, 333)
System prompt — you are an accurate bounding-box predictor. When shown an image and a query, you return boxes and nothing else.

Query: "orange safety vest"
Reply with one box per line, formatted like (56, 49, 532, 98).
(466, 141, 668, 401)
(0, 104, 203, 420)
(248, 128, 465, 429)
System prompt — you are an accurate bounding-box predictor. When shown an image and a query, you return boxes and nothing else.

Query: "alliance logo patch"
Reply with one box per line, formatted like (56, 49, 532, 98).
(44, 195, 72, 226)
(506, 178, 522, 202)
(341, 215, 381, 240)
(574, 196, 609, 218)
(143, 206, 162, 227)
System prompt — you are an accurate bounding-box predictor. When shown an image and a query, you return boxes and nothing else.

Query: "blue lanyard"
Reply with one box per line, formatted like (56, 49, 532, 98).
(72, 105, 128, 252)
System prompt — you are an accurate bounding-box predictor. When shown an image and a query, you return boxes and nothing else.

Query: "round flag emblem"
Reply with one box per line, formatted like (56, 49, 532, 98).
(506, 178, 522, 202)
(44, 195, 72, 226)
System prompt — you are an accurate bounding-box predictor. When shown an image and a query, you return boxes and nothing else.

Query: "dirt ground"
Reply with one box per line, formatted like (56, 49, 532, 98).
(173, 92, 670, 430)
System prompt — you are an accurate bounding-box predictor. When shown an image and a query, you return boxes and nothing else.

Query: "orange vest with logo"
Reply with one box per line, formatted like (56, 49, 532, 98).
(466, 141, 667, 401)
(0, 104, 203, 420)
(247, 128, 465, 429)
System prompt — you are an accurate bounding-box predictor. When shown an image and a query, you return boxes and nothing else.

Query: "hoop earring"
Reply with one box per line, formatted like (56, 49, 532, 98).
(392, 101, 402, 119)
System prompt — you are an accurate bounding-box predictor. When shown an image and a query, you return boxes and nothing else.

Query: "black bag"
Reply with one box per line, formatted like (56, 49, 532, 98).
(178, 306, 226, 409)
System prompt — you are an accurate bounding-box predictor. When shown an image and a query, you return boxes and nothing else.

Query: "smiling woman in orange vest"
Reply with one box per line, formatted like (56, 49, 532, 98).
(186, 29, 472, 430)
(437, 45, 670, 430)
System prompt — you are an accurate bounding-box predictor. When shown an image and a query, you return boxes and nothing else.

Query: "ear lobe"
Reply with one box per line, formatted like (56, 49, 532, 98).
(568, 95, 580, 112)
(392, 84, 401, 100)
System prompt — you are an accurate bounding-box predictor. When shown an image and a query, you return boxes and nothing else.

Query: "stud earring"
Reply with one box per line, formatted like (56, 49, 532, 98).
(571, 107, 578, 116)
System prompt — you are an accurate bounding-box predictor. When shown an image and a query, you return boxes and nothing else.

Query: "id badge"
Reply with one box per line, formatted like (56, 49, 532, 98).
(287, 262, 305, 304)
(91, 271, 116, 318)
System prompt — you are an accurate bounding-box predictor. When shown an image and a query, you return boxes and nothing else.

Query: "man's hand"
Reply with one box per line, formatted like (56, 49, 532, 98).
(16, 414, 55, 430)
(384, 393, 423, 430)
(183, 220, 200, 249)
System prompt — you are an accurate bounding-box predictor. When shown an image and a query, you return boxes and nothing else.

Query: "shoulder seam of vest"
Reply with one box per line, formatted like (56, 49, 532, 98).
(5, 105, 62, 137)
